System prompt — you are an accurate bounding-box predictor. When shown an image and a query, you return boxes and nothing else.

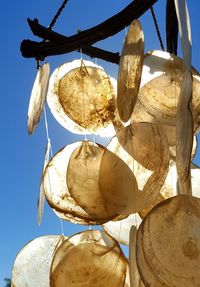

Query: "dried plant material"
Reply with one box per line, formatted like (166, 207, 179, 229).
(129, 226, 145, 287)
(137, 50, 200, 127)
(117, 19, 144, 122)
(28, 63, 50, 134)
(47, 59, 116, 135)
(50, 230, 127, 287)
(42, 142, 117, 225)
(12, 235, 66, 287)
(136, 195, 200, 286)
(67, 141, 138, 218)
(103, 214, 142, 245)
(38, 139, 51, 225)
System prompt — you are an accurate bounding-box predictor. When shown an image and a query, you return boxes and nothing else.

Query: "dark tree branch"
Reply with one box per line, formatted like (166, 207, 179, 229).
(25, 18, 120, 64)
(20, 0, 158, 61)
(166, 0, 178, 55)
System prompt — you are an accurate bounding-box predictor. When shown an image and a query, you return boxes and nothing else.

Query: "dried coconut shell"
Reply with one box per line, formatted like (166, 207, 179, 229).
(117, 19, 144, 122)
(67, 141, 138, 218)
(28, 63, 50, 134)
(42, 142, 118, 225)
(50, 230, 127, 287)
(47, 59, 116, 135)
(11, 235, 66, 287)
(136, 195, 200, 286)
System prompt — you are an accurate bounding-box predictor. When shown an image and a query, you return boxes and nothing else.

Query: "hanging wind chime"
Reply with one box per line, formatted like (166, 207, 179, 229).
(11, 0, 200, 286)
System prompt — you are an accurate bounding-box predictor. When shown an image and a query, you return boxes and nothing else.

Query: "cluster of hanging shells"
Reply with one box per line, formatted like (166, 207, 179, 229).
(12, 6, 200, 286)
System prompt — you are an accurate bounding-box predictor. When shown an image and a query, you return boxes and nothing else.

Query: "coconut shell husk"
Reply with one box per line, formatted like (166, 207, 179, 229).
(28, 63, 50, 134)
(129, 226, 145, 287)
(103, 214, 142, 245)
(42, 142, 118, 225)
(117, 19, 144, 122)
(67, 141, 138, 218)
(11, 235, 66, 287)
(136, 195, 200, 286)
(47, 59, 116, 135)
(50, 230, 127, 287)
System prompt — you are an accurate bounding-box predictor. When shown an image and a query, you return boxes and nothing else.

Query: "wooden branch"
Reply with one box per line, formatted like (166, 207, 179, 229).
(25, 19, 120, 64)
(20, 0, 157, 60)
(166, 0, 178, 55)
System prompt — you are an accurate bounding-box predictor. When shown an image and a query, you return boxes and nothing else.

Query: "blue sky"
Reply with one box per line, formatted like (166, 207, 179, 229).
(1, 1, 200, 285)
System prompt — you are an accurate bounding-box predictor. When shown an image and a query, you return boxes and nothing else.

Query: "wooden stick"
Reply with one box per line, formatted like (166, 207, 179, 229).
(20, 0, 157, 60)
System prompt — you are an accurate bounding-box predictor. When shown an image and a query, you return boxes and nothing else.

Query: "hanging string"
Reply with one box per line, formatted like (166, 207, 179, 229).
(48, 0, 69, 30)
(150, 6, 165, 51)
(43, 106, 65, 235)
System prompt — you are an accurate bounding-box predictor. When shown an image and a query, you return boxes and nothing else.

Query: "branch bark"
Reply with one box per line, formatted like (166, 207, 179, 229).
(166, 0, 178, 55)
(20, 0, 158, 61)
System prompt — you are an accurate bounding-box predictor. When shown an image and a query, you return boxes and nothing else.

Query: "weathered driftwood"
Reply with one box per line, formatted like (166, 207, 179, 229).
(20, 0, 157, 60)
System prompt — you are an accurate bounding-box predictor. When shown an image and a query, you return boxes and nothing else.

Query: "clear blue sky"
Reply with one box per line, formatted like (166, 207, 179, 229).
(1, 1, 200, 285)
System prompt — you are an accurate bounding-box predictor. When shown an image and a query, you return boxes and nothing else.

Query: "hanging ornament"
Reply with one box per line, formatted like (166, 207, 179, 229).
(11, 235, 66, 287)
(66, 140, 138, 218)
(28, 63, 50, 134)
(117, 19, 144, 122)
(136, 195, 200, 286)
(103, 214, 142, 245)
(133, 50, 200, 129)
(47, 59, 116, 135)
(50, 230, 128, 287)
